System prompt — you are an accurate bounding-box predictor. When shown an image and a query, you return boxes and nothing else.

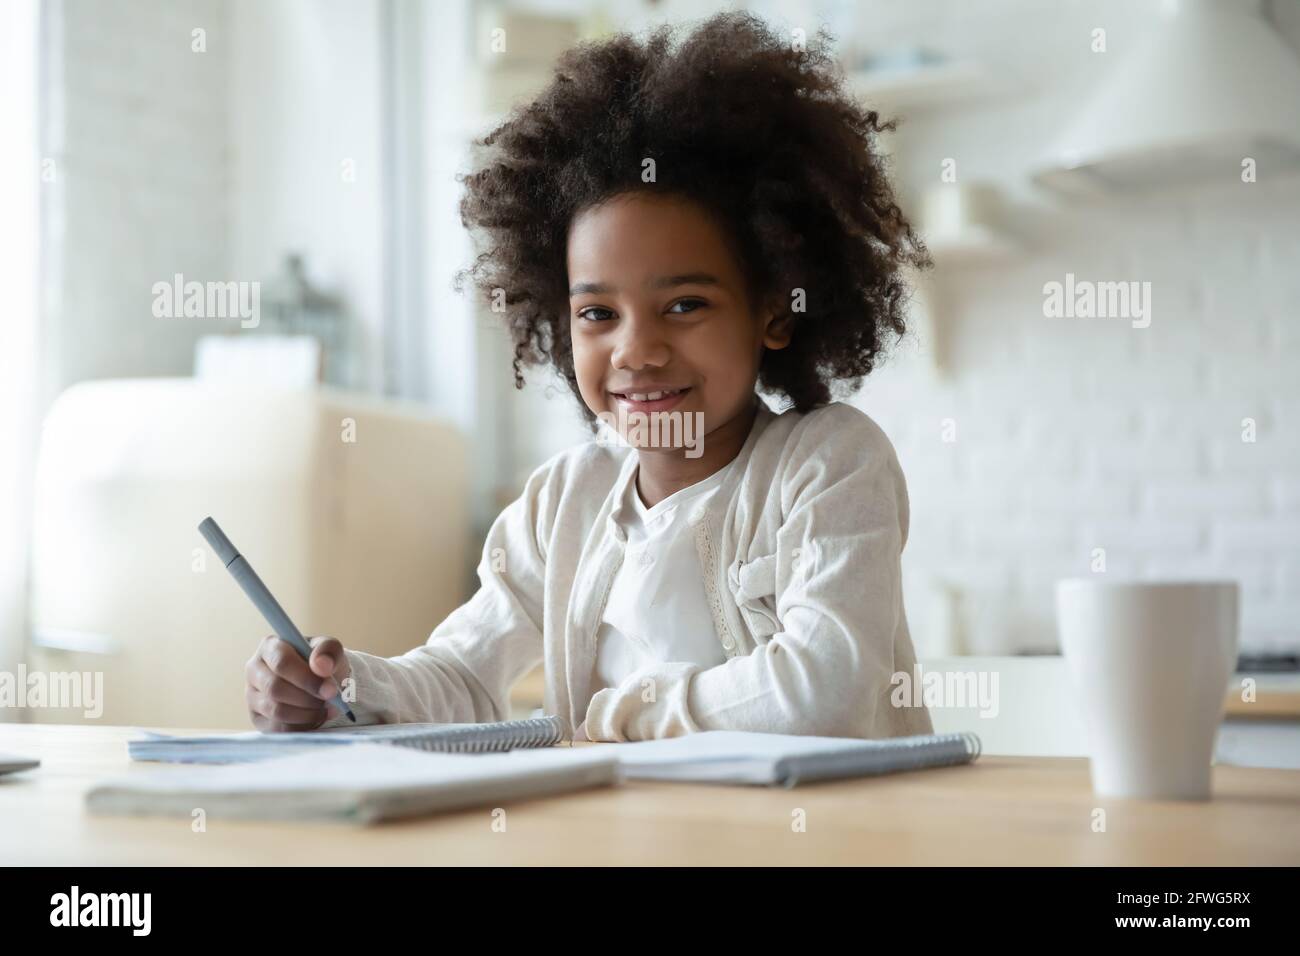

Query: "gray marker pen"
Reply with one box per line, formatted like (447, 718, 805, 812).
(199, 516, 356, 723)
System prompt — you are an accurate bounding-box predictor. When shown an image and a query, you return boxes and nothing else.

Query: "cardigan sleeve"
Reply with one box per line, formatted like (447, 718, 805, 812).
(583, 408, 909, 741)
(318, 462, 553, 729)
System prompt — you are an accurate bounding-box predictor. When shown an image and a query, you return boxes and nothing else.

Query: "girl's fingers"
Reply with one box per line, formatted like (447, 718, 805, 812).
(248, 658, 322, 708)
(258, 634, 322, 695)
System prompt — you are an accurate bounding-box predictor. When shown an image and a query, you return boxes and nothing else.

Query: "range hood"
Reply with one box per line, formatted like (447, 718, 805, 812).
(1033, 0, 1300, 194)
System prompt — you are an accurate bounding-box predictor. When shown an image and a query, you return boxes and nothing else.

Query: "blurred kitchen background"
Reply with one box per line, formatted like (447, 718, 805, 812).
(1, 0, 1298, 747)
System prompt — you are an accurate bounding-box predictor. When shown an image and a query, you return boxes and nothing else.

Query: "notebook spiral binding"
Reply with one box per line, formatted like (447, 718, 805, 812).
(884, 731, 982, 765)
(385, 715, 568, 754)
(774, 730, 982, 788)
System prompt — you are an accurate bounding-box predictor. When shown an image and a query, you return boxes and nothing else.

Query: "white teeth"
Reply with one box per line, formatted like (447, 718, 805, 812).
(625, 389, 680, 402)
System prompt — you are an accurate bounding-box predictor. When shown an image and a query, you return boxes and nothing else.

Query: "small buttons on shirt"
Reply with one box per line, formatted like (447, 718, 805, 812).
(639, 550, 655, 568)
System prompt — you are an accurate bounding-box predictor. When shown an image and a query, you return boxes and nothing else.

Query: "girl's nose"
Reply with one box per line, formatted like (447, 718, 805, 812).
(610, 314, 671, 369)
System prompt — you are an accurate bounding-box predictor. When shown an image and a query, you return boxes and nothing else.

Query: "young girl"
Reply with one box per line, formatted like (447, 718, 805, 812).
(244, 12, 932, 742)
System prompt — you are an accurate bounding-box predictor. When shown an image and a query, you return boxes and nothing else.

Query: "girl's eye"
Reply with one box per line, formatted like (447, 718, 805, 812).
(668, 299, 706, 315)
(577, 307, 615, 322)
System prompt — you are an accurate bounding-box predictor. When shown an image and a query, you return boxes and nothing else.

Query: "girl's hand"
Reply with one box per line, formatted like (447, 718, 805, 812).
(245, 635, 353, 732)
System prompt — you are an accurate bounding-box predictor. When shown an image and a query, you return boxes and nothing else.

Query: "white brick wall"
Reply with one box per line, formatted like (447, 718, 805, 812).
(854, 0, 1300, 656)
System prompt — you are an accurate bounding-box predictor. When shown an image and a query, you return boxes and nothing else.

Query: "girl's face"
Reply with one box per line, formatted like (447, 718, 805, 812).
(566, 192, 790, 449)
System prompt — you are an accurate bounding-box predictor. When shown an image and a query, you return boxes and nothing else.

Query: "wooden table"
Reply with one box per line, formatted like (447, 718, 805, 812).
(2, 723, 1298, 865)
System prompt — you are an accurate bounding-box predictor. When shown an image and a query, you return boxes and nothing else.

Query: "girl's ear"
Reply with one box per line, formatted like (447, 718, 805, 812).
(761, 308, 794, 351)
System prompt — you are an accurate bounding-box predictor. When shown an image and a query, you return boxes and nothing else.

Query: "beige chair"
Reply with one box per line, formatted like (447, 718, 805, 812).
(25, 378, 469, 729)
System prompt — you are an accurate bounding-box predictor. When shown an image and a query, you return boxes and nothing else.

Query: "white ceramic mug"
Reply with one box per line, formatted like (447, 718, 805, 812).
(1056, 580, 1239, 800)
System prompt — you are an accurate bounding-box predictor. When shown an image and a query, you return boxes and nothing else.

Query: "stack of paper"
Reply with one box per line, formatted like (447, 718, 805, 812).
(88, 743, 619, 824)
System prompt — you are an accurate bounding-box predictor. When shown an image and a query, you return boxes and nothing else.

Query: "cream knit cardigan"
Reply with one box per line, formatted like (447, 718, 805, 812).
(321, 400, 933, 741)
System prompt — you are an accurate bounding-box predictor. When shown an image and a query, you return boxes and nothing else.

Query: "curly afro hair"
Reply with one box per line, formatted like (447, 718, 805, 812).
(458, 11, 929, 421)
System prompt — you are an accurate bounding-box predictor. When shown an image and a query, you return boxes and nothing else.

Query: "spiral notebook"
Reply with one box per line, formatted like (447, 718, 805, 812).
(129, 715, 569, 765)
(91, 742, 618, 824)
(612, 730, 982, 786)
